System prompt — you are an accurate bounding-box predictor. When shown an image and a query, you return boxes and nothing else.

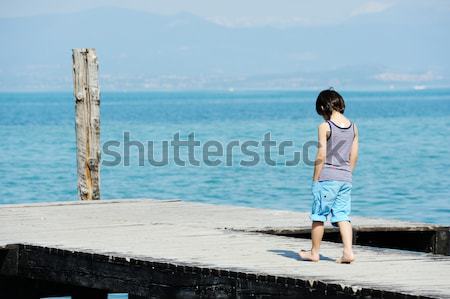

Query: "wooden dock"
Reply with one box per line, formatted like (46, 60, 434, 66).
(0, 199, 449, 298)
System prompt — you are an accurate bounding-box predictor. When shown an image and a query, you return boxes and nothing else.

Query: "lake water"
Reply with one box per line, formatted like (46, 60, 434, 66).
(0, 90, 449, 225)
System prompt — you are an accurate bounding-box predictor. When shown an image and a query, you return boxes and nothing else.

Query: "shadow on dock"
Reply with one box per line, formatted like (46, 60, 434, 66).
(268, 249, 335, 262)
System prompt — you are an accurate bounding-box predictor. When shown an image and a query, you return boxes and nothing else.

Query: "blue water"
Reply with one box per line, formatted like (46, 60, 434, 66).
(0, 90, 449, 225)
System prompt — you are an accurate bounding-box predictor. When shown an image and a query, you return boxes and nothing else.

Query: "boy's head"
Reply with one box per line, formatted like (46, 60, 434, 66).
(316, 88, 345, 120)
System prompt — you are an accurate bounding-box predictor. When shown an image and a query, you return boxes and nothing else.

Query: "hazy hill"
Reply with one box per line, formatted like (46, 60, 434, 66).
(0, 6, 449, 91)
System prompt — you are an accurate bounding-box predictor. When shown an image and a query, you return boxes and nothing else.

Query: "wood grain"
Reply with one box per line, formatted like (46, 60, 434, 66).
(72, 48, 100, 200)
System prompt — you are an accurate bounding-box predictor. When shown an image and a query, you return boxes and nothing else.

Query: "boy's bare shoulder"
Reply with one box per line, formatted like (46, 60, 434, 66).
(318, 121, 330, 131)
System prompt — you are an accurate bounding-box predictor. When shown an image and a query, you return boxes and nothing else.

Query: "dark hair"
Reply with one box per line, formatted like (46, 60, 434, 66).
(315, 88, 345, 120)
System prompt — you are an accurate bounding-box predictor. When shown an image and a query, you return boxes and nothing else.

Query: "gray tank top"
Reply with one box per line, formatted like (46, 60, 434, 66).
(318, 120, 355, 183)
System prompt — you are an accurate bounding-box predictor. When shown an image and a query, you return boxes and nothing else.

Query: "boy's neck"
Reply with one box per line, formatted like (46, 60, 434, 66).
(330, 110, 343, 119)
(330, 110, 342, 118)
(329, 111, 350, 126)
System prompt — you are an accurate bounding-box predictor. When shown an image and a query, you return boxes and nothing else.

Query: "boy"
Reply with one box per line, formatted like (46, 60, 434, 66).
(299, 89, 358, 263)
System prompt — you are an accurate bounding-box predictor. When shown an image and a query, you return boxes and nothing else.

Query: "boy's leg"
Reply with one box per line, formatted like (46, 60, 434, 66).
(301, 181, 331, 262)
(331, 183, 354, 263)
(299, 221, 323, 262)
(312, 220, 325, 254)
(336, 221, 354, 263)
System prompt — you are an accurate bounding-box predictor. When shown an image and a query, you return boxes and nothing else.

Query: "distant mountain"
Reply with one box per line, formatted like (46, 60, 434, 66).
(0, 6, 449, 91)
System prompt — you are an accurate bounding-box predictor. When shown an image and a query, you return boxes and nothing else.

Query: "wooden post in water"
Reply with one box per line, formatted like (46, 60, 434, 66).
(72, 48, 100, 200)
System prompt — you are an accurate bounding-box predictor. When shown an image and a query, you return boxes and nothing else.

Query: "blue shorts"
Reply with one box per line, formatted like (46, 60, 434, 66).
(310, 180, 352, 226)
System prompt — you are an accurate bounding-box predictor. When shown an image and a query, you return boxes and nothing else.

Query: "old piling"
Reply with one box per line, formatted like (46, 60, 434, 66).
(72, 48, 101, 200)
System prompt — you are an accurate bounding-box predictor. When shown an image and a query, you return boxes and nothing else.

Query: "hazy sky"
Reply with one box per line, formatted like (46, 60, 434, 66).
(2, 0, 449, 26)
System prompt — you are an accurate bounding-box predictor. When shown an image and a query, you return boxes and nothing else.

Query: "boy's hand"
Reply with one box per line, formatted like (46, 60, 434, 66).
(312, 181, 320, 194)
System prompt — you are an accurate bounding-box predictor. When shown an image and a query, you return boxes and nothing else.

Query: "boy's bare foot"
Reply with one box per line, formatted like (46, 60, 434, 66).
(336, 252, 355, 264)
(298, 250, 320, 262)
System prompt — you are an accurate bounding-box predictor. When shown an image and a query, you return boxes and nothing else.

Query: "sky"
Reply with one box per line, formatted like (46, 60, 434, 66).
(0, 0, 379, 19)
(2, 0, 448, 26)
(0, 0, 449, 91)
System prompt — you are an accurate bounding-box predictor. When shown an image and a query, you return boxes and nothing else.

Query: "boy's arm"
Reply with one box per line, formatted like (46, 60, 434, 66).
(312, 122, 328, 181)
(350, 124, 359, 171)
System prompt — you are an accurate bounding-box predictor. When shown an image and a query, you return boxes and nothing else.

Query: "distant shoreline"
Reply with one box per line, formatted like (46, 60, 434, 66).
(1, 87, 450, 94)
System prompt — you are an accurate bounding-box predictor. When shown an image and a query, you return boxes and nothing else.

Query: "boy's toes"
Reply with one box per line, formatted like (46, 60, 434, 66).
(298, 250, 320, 262)
(336, 255, 355, 264)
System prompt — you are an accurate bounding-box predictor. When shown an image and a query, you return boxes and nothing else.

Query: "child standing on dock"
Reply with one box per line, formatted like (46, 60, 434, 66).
(299, 89, 359, 263)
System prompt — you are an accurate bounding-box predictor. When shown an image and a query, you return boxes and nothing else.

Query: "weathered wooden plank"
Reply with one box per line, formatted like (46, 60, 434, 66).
(3, 244, 428, 299)
(0, 244, 18, 276)
(72, 48, 101, 200)
(0, 199, 449, 298)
